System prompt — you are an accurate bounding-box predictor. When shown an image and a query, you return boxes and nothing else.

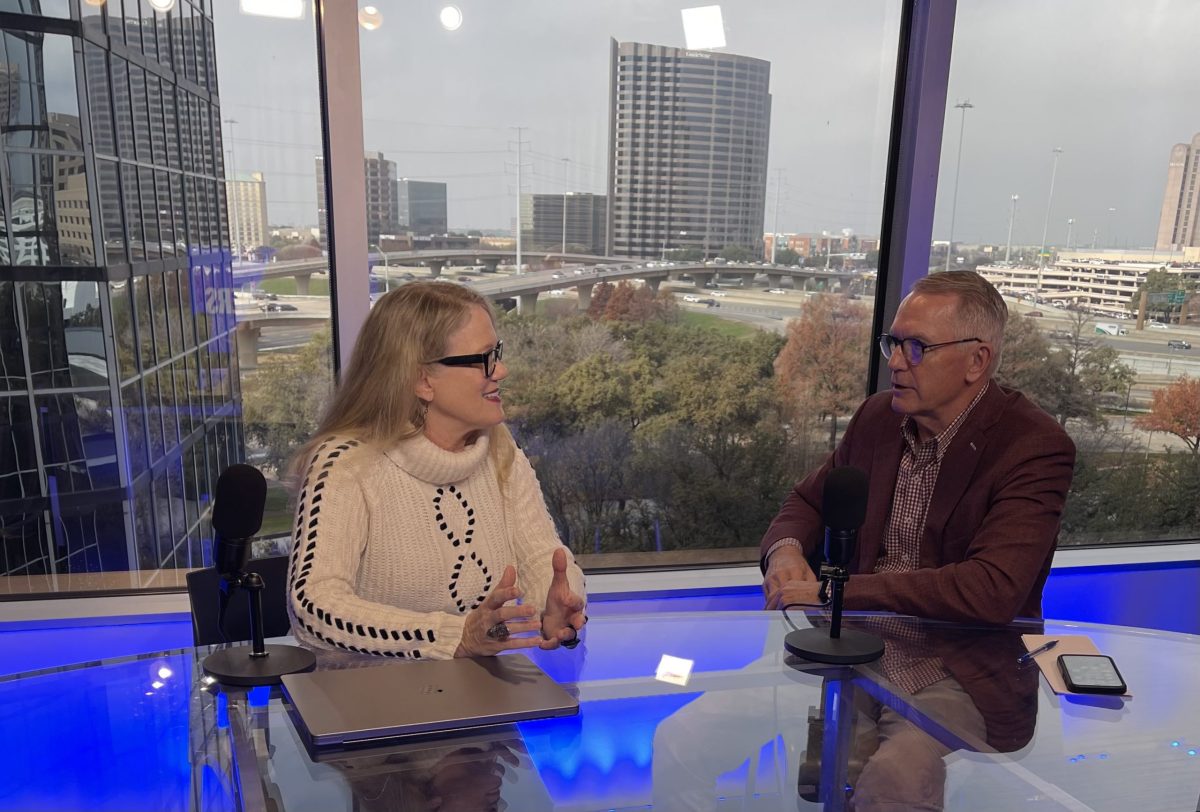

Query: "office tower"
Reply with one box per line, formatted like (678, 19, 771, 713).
(1155, 133, 1200, 251)
(315, 153, 401, 246)
(520, 192, 608, 254)
(607, 40, 772, 258)
(395, 178, 448, 236)
(226, 172, 269, 257)
(1, 6, 241, 576)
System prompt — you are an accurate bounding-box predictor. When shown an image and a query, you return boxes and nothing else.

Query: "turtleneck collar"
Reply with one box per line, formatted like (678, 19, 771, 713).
(384, 432, 491, 485)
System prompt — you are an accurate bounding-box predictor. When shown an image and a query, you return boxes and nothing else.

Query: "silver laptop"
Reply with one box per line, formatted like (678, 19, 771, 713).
(281, 653, 578, 749)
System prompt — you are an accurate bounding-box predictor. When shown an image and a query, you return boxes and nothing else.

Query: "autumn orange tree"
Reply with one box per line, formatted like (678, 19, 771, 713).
(1135, 376, 1200, 456)
(774, 294, 871, 450)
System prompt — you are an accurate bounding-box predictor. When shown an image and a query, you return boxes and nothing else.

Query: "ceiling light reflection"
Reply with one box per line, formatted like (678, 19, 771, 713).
(359, 5, 383, 30)
(439, 5, 463, 31)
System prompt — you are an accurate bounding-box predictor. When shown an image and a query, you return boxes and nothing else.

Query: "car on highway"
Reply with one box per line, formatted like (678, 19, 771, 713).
(1167, 339, 1192, 350)
(1147, 321, 1169, 330)
(711, 291, 727, 297)
(767, 288, 789, 295)
(263, 302, 299, 312)
(683, 294, 701, 303)
(574, 268, 586, 275)
(551, 272, 562, 279)
(698, 298, 719, 307)
(1025, 310, 1043, 317)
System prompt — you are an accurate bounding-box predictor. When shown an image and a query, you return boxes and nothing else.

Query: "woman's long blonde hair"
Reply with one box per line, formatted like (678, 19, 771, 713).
(289, 281, 515, 486)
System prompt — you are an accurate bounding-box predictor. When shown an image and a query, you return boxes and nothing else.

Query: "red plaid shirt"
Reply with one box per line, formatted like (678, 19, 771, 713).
(873, 382, 990, 693)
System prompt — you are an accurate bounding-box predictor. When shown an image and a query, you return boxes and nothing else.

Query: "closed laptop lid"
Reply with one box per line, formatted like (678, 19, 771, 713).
(281, 653, 578, 748)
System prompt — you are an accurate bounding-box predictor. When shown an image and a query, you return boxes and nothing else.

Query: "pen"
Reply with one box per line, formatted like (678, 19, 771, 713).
(1018, 639, 1058, 665)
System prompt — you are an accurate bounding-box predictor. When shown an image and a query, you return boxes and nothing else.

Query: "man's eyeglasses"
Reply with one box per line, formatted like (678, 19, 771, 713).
(429, 341, 504, 377)
(878, 334, 981, 366)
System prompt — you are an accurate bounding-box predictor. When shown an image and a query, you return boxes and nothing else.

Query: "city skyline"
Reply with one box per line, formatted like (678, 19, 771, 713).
(212, 2, 1200, 248)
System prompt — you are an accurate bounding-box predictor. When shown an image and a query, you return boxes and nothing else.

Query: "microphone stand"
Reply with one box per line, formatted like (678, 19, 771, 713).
(202, 566, 317, 687)
(784, 561, 884, 665)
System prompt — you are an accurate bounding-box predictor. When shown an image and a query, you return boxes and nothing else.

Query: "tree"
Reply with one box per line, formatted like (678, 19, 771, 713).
(1128, 269, 1196, 322)
(774, 247, 801, 265)
(665, 247, 704, 262)
(242, 329, 334, 473)
(1000, 310, 1134, 427)
(774, 295, 871, 449)
(276, 244, 323, 261)
(1135, 377, 1200, 455)
(586, 281, 614, 319)
(719, 244, 757, 262)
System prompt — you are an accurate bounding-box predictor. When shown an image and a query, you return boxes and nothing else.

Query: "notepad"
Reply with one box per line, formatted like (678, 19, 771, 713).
(1020, 634, 1132, 697)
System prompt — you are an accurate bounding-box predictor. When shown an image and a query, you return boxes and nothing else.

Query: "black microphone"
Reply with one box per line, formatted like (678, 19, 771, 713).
(202, 463, 317, 686)
(212, 464, 267, 576)
(821, 466, 869, 570)
(783, 465, 883, 665)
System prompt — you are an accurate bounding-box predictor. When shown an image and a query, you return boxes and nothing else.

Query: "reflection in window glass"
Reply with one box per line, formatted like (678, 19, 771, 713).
(120, 162, 144, 259)
(111, 57, 135, 159)
(0, 282, 26, 391)
(96, 159, 126, 265)
(0, 396, 38, 503)
(158, 366, 179, 452)
(0, 32, 78, 149)
(22, 281, 105, 390)
(121, 380, 148, 479)
(37, 391, 119, 492)
(109, 279, 138, 382)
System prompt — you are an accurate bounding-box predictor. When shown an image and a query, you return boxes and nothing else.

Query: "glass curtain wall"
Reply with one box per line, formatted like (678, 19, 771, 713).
(353, 2, 903, 567)
(0, 0, 330, 591)
(929, 0, 1200, 546)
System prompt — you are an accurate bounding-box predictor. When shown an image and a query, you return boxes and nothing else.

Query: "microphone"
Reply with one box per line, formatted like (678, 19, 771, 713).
(783, 465, 883, 665)
(201, 464, 316, 687)
(821, 466, 869, 570)
(212, 464, 268, 576)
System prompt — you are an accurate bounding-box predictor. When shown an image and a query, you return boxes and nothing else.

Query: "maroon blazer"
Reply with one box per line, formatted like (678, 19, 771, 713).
(761, 384, 1076, 624)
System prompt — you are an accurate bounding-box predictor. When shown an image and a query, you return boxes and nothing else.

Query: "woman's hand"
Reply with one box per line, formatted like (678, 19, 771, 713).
(539, 548, 586, 650)
(455, 565, 544, 657)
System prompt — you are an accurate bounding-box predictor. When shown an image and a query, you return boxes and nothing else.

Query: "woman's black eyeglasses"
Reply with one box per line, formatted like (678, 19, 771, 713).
(878, 334, 981, 366)
(429, 341, 504, 377)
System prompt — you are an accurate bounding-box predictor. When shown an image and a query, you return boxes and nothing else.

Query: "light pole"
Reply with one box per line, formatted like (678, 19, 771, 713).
(370, 243, 389, 290)
(1035, 146, 1064, 306)
(771, 168, 784, 264)
(946, 100, 974, 272)
(223, 118, 239, 262)
(1065, 218, 1075, 252)
(662, 230, 687, 261)
(1004, 194, 1019, 264)
(561, 157, 570, 255)
(1106, 207, 1117, 249)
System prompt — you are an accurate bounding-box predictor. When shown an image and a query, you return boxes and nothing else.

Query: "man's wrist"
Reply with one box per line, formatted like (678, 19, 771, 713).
(765, 538, 804, 564)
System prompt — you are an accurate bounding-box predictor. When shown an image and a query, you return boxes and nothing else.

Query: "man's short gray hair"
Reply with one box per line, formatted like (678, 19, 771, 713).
(911, 270, 1007, 371)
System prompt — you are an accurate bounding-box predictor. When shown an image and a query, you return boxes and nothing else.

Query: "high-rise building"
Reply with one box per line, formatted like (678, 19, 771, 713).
(1155, 133, 1200, 251)
(520, 192, 608, 254)
(395, 179, 448, 236)
(316, 153, 402, 246)
(1, 7, 241, 576)
(226, 172, 269, 256)
(607, 40, 772, 259)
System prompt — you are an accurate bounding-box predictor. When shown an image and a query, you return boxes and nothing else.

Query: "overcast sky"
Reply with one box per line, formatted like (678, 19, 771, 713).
(213, 0, 1200, 249)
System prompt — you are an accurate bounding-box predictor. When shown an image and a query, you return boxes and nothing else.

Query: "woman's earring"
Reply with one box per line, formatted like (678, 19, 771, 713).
(415, 399, 429, 427)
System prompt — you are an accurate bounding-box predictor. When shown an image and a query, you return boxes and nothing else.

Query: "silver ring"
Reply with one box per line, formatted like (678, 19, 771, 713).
(486, 621, 510, 642)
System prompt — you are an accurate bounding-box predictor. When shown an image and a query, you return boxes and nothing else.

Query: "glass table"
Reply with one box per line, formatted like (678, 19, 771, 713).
(1, 611, 1197, 811)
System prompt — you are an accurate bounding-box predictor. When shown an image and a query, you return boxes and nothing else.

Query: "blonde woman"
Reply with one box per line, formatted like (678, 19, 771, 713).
(287, 281, 586, 659)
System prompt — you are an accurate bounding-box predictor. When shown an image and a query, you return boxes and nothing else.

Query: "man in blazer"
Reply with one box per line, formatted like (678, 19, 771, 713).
(763, 271, 1076, 624)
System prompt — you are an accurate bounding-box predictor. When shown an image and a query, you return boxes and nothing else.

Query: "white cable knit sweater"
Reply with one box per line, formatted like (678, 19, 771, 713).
(287, 432, 586, 660)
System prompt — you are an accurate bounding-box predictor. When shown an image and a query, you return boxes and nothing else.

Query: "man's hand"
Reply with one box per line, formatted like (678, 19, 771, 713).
(765, 579, 824, 610)
(763, 544, 817, 596)
(540, 548, 586, 649)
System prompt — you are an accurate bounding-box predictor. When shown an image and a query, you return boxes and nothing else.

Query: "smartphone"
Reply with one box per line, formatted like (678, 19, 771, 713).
(1057, 654, 1127, 695)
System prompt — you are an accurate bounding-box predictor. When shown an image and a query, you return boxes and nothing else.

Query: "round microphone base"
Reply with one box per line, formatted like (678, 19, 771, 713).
(202, 643, 317, 687)
(784, 628, 885, 665)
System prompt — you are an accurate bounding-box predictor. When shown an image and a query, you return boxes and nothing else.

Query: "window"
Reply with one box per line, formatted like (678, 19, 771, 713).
(355, 3, 900, 566)
(930, 0, 1200, 545)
